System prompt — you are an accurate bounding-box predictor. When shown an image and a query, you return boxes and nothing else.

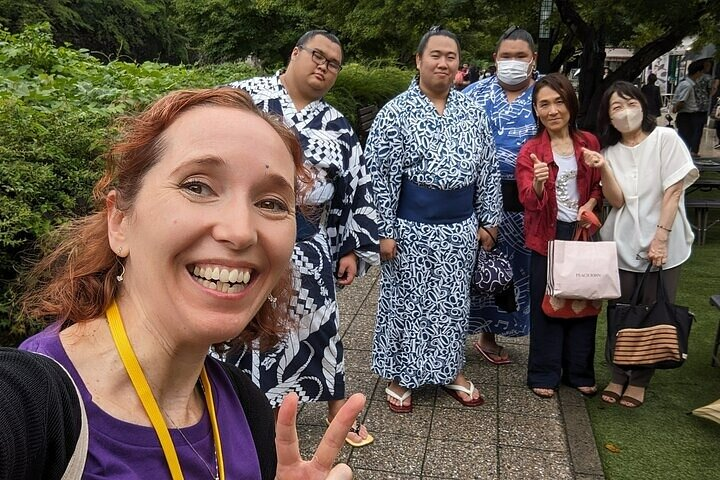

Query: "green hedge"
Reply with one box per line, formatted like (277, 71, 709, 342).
(0, 24, 412, 343)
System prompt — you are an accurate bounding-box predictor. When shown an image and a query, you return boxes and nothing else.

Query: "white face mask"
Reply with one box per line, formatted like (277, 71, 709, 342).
(496, 59, 531, 86)
(611, 107, 644, 133)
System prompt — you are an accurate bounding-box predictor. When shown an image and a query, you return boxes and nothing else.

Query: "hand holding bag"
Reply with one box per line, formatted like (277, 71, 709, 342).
(542, 213, 605, 318)
(472, 227, 513, 294)
(546, 212, 621, 300)
(609, 265, 694, 369)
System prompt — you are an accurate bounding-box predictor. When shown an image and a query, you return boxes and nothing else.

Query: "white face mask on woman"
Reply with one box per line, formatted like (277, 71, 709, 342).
(611, 106, 644, 133)
(496, 59, 531, 86)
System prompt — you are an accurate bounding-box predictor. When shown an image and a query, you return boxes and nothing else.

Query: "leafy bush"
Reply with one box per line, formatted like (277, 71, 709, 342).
(328, 64, 414, 125)
(0, 24, 411, 343)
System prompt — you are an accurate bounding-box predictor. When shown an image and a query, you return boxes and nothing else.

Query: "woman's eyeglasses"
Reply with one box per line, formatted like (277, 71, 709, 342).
(298, 45, 342, 73)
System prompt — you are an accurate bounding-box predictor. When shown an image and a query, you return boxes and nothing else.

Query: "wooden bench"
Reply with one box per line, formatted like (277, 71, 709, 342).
(711, 294, 720, 367)
(685, 198, 720, 246)
(356, 104, 378, 146)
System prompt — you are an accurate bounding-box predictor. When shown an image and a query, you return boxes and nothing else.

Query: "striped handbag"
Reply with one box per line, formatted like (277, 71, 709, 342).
(609, 265, 693, 370)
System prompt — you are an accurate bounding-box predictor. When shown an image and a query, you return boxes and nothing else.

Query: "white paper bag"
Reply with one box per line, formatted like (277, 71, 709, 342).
(546, 239, 621, 300)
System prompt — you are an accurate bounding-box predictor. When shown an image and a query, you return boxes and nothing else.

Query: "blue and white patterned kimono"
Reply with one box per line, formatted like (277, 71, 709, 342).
(227, 73, 379, 407)
(463, 77, 537, 337)
(366, 81, 500, 388)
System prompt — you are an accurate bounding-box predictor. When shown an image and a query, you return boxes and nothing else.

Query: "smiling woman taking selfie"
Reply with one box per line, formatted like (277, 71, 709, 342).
(0, 88, 364, 480)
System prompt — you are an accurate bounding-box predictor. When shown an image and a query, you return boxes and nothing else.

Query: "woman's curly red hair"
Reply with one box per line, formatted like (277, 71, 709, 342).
(21, 88, 312, 349)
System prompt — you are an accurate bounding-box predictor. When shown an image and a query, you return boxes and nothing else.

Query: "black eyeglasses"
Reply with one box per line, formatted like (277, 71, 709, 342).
(297, 45, 342, 73)
(429, 25, 443, 33)
(501, 25, 521, 40)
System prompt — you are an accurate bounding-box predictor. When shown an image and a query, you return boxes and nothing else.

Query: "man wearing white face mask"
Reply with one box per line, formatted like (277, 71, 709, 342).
(463, 27, 538, 366)
(673, 61, 705, 157)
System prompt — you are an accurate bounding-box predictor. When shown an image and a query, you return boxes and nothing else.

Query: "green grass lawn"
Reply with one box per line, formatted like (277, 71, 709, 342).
(587, 205, 720, 480)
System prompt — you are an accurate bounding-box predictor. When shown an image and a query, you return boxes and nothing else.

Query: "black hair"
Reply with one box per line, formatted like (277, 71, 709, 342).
(597, 81, 657, 147)
(416, 25, 460, 55)
(531, 73, 579, 136)
(688, 61, 705, 76)
(495, 26, 535, 53)
(295, 30, 343, 60)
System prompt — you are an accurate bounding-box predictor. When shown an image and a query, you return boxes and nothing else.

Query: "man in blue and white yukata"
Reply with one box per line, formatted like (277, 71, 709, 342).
(366, 27, 500, 414)
(226, 30, 379, 447)
(462, 27, 538, 366)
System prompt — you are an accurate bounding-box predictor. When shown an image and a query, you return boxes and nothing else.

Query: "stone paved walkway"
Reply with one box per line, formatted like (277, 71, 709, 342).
(296, 269, 605, 479)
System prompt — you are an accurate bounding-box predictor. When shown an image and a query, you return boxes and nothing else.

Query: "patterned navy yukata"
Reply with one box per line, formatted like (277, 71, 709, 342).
(227, 73, 379, 407)
(463, 76, 537, 337)
(366, 81, 500, 388)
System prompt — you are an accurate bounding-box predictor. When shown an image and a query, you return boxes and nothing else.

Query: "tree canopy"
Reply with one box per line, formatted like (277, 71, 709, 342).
(1, 0, 718, 125)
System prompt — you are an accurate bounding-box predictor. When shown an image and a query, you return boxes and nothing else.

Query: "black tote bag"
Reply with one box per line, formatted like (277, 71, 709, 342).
(607, 265, 694, 370)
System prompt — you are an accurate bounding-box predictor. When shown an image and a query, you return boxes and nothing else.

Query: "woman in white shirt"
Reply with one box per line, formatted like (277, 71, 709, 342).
(584, 81, 698, 408)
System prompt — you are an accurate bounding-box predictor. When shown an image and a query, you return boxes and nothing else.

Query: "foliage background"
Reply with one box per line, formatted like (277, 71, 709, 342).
(0, 24, 412, 342)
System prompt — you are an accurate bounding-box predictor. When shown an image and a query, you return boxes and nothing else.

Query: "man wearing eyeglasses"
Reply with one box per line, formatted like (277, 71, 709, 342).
(224, 30, 379, 448)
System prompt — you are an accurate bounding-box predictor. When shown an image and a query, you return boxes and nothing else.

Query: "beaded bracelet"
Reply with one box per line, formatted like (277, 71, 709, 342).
(656, 224, 672, 232)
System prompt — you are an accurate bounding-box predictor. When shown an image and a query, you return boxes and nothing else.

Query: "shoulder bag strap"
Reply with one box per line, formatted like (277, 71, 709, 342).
(31, 352, 89, 479)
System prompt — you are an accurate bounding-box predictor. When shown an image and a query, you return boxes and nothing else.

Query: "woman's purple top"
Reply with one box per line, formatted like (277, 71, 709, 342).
(21, 328, 262, 479)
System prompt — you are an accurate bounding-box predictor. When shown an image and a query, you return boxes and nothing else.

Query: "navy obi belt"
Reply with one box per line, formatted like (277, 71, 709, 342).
(296, 210, 319, 241)
(397, 176, 475, 224)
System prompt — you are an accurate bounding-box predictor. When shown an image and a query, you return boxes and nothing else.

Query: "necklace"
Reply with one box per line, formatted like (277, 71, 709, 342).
(552, 143, 574, 156)
(165, 404, 219, 480)
(105, 300, 226, 480)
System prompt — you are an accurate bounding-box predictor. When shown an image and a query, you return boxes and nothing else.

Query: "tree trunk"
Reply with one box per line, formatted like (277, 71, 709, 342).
(549, 32, 577, 73)
(554, 0, 705, 132)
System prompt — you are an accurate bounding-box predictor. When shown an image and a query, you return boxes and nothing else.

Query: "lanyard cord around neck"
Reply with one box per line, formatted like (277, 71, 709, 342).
(106, 300, 225, 480)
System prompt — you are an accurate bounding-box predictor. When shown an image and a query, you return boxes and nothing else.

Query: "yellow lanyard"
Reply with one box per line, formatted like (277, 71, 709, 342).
(106, 300, 225, 480)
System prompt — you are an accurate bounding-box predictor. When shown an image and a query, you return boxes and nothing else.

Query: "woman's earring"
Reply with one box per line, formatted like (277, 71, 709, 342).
(267, 293, 277, 309)
(116, 247, 125, 282)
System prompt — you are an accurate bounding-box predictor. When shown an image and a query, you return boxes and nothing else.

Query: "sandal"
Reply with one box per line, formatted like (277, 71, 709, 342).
(325, 417, 374, 447)
(473, 341, 512, 365)
(441, 380, 485, 407)
(600, 383, 625, 405)
(531, 387, 555, 399)
(601, 390, 621, 404)
(385, 385, 412, 413)
(576, 385, 598, 397)
(619, 395, 644, 408)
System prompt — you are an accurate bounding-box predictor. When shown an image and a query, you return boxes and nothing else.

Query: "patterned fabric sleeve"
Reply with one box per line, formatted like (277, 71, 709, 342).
(474, 111, 502, 226)
(364, 103, 405, 240)
(326, 124, 380, 276)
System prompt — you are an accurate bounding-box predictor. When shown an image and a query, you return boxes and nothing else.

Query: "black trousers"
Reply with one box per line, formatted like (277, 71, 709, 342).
(527, 221, 597, 389)
(676, 111, 706, 154)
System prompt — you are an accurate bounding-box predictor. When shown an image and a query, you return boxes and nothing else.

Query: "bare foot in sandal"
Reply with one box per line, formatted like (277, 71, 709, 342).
(619, 385, 645, 408)
(531, 387, 555, 399)
(385, 381, 412, 413)
(473, 333, 511, 365)
(601, 382, 625, 404)
(328, 399, 374, 447)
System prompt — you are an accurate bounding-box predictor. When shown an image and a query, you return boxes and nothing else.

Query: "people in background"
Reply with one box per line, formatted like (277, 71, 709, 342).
(4, 87, 364, 479)
(225, 30, 379, 448)
(673, 61, 705, 157)
(515, 73, 602, 399)
(463, 27, 538, 366)
(641, 73, 662, 118)
(367, 26, 500, 414)
(592, 81, 698, 408)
